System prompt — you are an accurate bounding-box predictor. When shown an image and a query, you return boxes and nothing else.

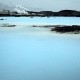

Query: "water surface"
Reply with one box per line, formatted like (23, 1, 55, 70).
(0, 17, 80, 80)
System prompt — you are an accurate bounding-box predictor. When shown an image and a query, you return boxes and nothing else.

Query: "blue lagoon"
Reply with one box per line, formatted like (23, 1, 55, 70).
(0, 17, 80, 80)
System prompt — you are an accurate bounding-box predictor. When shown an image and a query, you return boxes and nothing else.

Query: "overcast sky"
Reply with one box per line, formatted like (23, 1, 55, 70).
(0, 0, 80, 11)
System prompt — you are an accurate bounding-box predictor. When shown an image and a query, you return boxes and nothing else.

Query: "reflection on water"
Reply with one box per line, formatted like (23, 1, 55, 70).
(0, 17, 80, 80)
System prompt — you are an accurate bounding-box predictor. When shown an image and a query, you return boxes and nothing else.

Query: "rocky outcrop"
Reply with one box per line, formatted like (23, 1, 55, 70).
(51, 25, 80, 34)
(58, 10, 80, 17)
(32, 25, 80, 34)
(0, 9, 80, 17)
(0, 23, 16, 27)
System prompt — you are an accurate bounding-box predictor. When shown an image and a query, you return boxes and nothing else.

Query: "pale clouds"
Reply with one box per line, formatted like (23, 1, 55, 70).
(0, 0, 80, 11)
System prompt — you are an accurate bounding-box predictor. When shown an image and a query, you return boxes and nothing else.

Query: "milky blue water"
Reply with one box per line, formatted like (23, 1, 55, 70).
(0, 17, 80, 25)
(0, 17, 80, 80)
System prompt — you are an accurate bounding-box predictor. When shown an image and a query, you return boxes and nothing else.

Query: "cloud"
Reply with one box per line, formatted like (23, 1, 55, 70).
(0, 0, 80, 11)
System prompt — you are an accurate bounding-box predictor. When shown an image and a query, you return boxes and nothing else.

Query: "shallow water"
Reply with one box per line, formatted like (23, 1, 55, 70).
(0, 17, 80, 80)
(0, 17, 80, 25)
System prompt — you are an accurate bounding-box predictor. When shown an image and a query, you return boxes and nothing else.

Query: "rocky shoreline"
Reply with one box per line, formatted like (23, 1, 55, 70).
(0, 23, 80, 34)
(32, 25, 80, 34)
(0, 10, 80, 17)
(0, 23, 16, 27)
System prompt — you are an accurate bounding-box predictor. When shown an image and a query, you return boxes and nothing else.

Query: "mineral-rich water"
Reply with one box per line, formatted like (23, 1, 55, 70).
(0, 17, 80, 80)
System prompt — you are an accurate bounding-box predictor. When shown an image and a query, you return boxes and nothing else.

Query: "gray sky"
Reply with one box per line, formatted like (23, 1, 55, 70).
(0, 0, 80, 11)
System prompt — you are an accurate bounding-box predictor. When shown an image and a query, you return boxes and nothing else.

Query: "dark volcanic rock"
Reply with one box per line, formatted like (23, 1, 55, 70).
(0, 18, 4, 20)
(0, 9, 80, 17)
(32, 25, 55, 28)
(6, 25, 16, 27)
(51, 25, 80, 34)
(1, 23, 16, 27)
(58, 10, 80, 17)
(32, 25, 80, 34)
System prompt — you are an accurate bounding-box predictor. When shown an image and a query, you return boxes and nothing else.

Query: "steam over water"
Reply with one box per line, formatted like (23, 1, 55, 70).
(14, 5, 29, 14)
(0, 17, 80, 80)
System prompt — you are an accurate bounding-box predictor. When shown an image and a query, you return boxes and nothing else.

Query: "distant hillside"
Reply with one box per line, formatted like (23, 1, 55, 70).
(0, 3, 80, 17)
